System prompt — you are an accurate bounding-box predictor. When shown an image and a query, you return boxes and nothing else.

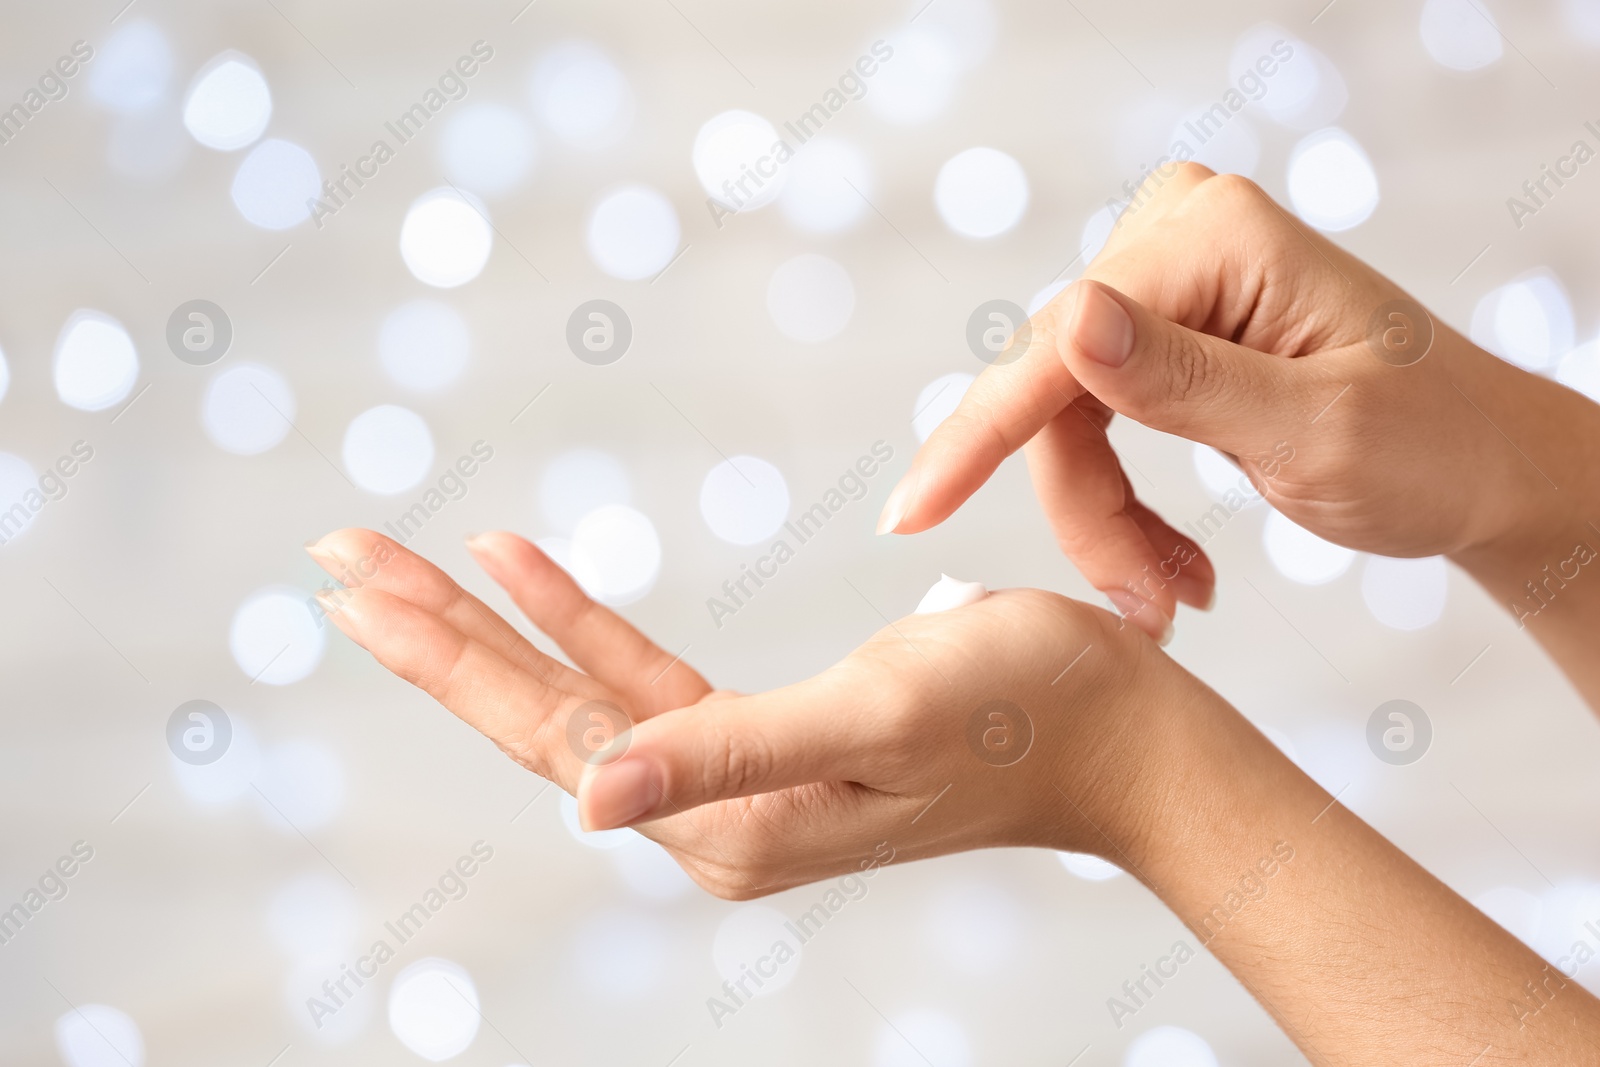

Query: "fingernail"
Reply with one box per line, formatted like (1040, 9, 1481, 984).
(1170, 573, 1215, 612)
(1101, 588, 1173, 645)
(463, 532, 490, 553)
(580, 759, 662, 831)
(313, 588, 348, 620)
(877, 473, 915, 535)
(1071, 283, 1135, 367)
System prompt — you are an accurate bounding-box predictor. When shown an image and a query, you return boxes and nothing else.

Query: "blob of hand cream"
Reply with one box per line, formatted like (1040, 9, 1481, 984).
(915, 574, 989, 614)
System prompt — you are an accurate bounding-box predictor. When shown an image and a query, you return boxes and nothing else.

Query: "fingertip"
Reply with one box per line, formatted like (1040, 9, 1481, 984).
(578, 756, 663, 832)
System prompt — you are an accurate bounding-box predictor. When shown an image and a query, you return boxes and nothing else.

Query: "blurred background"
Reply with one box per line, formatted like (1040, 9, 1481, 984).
(3, 0, 1600, 1063)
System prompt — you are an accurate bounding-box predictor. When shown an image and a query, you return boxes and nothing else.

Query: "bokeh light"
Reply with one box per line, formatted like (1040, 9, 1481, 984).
(539, 448, 632, 535)
(712, 905, 800, 995)
(700, 456, 790, 545)
(780, 136, 873, 233)
(400, 189, 494, 289)
(171, 713, 262, 805)
(378, 300, 470, 392)
(934, 147, 1029, 238)
(1058, 852, 1124, 881)
(1471, 271, 1574, 372)
(1124, 1026, 1219, 1067)
(88, 21, 171, 114)
(183, 53, 273, 150)
(439, 102, 537, 196)
(268, 870, 361, 960)
(868, 26, 958, 125)
(0, 454, 40, 542)
(254, 738, 346, 832)
(873, 1009, 972, 1067)
(342, 405, 435, 495)
(388, 958, 480, 1061)
(1286, 127, 1379, 231)
(1262, 509, 1355, 585)
(572, 909, 669, 1000)
(230, 586, 326, 685)
(232, 138, 321, 230)
(1420, 0, 1504, 71)
(694, 109, 788, 212)
(1360, 556, 1448, 631)
(54, 1004, 145, 1067)
(586, 184, 680, 280)
(767, 253, 856, 342)
(529, 41, 634, 149)
(202, 363, 295, 455)
(54, 309, 139, 412)
(569, 504, 662, 605)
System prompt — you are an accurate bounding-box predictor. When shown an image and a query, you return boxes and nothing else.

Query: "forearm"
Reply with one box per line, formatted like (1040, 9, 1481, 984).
(1117, 687, 1600, 1065)
(1449, 358, 1600, 709)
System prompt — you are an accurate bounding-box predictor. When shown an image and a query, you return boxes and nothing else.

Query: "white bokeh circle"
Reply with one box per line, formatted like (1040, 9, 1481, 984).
(1286, 127, 1379, 232)
(1058, 851, 1124, 881)
(230, 586, 326, 685)
(935, 147, 1029, 238)
(540, 449, 632, 535)
(530, 41, 634, 149)
(54, 310, 139, 412)
(695, 110, 788, 211)
(780, 136, 873, 233)
(439, 102, 537, 196)
(88, 21, 171, 114)
(713, 905, 800, 996)
(570, 504, 661, 605)
(342, 405, 435, 495)
(55, 1004, 145, 1067)
(183, 53, 272, 150)
(379, 300, 470, 392)
(232, 139, 320, 229)
(586, 185, 680, 280)
(1471, 272, 1574, 372)
(700, 456, 790, 546)
(1360, 556, 1448, 631)
(1124, 1026, 1219, 1067)
(767, 254, 856, 343)
(388, 958, 480, 1062)
(1420, 0, 1504, 71)
(1262, 509, 1354, 585)
(202, 363, 295, 455)
(400, 189, 494, 288)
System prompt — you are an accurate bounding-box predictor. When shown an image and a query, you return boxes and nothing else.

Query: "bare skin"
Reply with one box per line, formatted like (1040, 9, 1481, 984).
(309, 526, 1600, 1064)
(882, 162, 1600, 706)
(304, 160, 1600, 1067)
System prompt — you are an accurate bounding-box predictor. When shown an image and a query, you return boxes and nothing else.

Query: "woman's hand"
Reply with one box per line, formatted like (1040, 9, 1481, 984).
(881, 163, 1600, 647)
(308, 527, 1600, 1064)
(306, 527, 1188, 898)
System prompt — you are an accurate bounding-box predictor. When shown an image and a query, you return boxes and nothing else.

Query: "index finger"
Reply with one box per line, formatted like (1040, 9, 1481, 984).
(878, 316, 1086, 535)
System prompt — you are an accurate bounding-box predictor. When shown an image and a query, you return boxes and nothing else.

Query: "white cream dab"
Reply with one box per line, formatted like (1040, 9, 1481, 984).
(915, 574, 989, 614)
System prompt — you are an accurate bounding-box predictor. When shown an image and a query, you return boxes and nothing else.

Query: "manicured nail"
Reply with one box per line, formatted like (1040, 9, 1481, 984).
(1071, 283, 1135, 367)
(463, 532, 490, 553)
(1101, 588, 1173, 645)
(313, 588, 346, 619)
(877, 474, 914, 535)
(580, 758, 662, 831)
(1170, 573, 1215, 612)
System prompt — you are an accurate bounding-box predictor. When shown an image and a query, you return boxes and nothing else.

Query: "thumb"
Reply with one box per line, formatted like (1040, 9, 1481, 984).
(1052, 279, 1311, 457)
(575, 673, 878, 831)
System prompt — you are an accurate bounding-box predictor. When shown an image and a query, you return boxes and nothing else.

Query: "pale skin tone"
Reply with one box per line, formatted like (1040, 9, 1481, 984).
(311, 163, 1600, 1063)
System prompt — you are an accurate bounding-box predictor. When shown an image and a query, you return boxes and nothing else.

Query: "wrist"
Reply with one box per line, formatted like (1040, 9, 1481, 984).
(1447, 343, 1600, 583)
(1098, 673, 1324, 919)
